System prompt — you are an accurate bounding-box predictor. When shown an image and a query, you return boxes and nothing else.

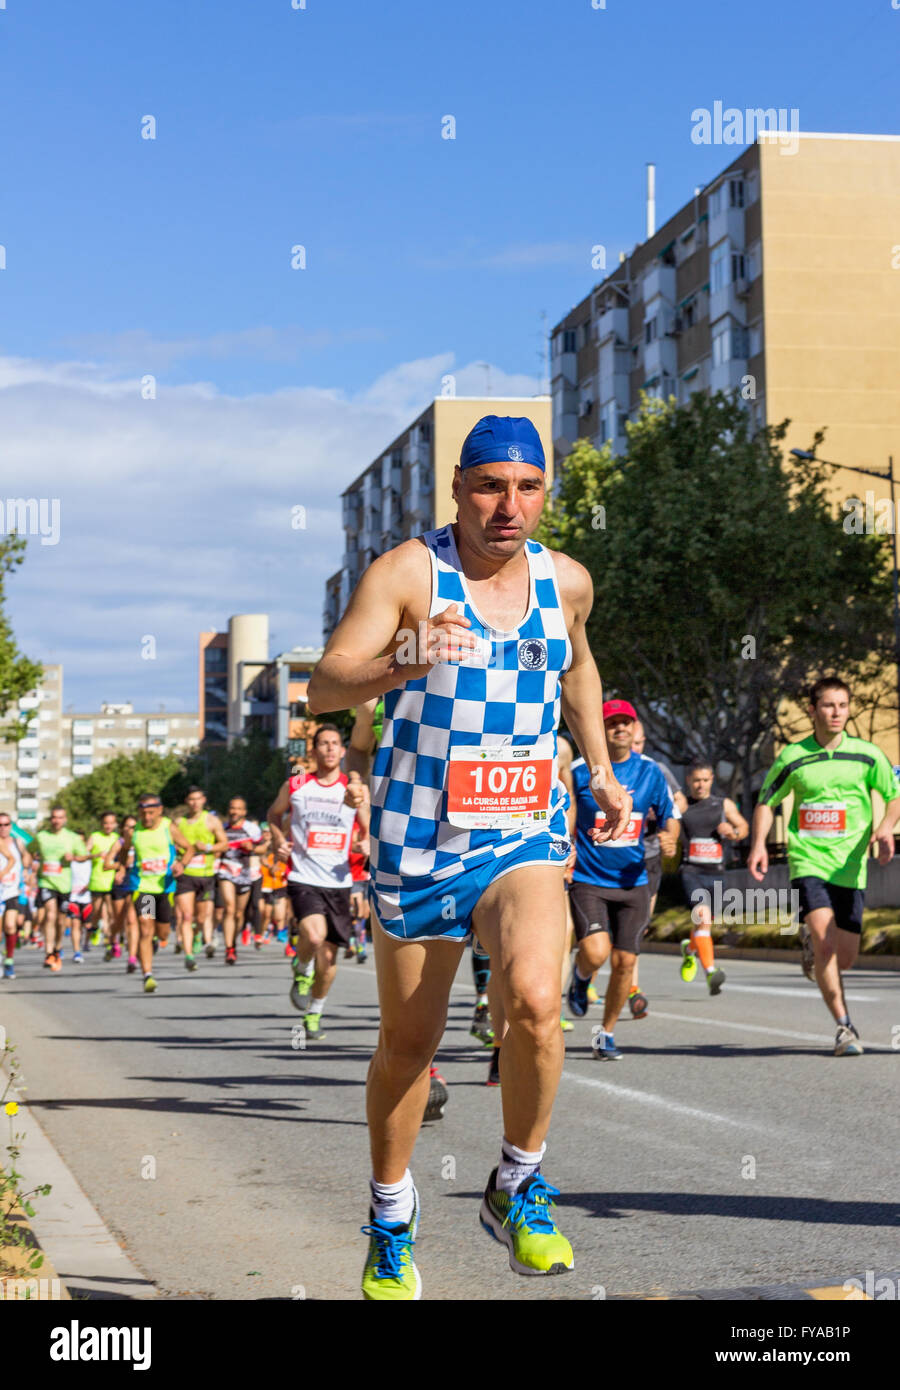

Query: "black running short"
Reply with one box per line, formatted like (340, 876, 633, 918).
(644, 855, 663, 901)
(175, 874, 216, 900)
(261, 887, 287, 902)
(792, 876, 864, 936)
(131, 891, 173, 924)
(680, 867, 725, 912)
(569, 881, 651, 954)
(112, 880, 131, 901)
(38, 888, 68, 909)
(288, 882, 353, 946)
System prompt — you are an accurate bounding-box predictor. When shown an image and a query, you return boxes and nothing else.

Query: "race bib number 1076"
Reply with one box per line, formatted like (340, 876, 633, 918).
(446, 744, 553, 830)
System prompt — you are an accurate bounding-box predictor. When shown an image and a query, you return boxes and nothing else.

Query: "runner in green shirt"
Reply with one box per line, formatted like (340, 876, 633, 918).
(85, 813, 119, 957)
(32, 807, 88, 971)
(116, 793, 193, 993)
(748, 676, 900, 1056)
(173, 787, 228, 969)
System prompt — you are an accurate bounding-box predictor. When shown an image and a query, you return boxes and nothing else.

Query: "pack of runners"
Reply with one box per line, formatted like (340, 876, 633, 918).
(4, 412, 898, 1303)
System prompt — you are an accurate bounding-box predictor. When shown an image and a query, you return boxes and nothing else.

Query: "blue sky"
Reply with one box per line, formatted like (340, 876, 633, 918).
(3, 0, 898, 711)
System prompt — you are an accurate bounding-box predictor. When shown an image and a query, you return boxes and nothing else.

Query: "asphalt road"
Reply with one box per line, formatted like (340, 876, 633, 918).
(1, 938, 898, 1301)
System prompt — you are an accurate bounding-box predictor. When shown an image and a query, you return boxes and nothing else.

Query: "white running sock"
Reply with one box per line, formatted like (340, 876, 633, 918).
(307, 996, 324, 1016)
(496, 1139, 546, 1196)
(574, 964, 592, 982)
(370, 1170, 415, 1226)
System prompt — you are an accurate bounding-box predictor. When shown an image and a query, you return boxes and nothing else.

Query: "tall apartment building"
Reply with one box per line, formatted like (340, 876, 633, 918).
(0, 663, 64, 830)
(199, 617, 322, 756)
(550, 133, 900, 479)
(323, 396, 553, 639)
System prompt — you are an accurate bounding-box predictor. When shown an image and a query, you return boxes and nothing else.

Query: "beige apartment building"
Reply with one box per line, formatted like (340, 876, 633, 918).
(552, 132, 900, 759)
(323, 396, 553, 639)
(551, 132, 900, 477)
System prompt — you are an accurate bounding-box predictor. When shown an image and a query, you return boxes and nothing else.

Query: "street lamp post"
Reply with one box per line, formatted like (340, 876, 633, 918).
(791, 449, 900, 747)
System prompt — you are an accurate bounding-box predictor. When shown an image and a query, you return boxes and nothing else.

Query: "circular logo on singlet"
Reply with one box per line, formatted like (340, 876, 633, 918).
(507, 445, 524, 461)
(518, 638, 547, 670)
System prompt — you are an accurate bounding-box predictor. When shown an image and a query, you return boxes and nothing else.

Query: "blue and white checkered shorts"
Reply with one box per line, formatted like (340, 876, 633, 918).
(370, 832, 570, 942)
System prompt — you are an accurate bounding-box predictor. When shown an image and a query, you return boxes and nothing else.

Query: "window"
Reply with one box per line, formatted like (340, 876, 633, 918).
(600, 400, 617, 445)
(125, 719, 142, 729)
(731, 252, 746, 283)
(644, 317, 658, 344)
(710, 240, 729, 293)
(712, 319, 731, 367)
(749, 322, 763, 356)
(729, 179, 744, 208)
(708, 185, 722, 217)
(562, 329, 576, 353)
(580, 322, 591, 348)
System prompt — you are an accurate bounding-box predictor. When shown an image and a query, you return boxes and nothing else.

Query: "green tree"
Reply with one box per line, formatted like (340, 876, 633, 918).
(538, 391, 895, 811)
(0, 536, 43, 744)
(178, 730, 291, 821)
(54, 751, 183, 833)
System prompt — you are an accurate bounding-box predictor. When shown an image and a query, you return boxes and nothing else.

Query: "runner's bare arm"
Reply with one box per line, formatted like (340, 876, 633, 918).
(658, 818, 680, 858)
(870, 792, 900, 863)
(205, 816, 229, 856)
(346, 698, 378, 781)
(307, 543, 477, 714)
(721, 797, 749, 841)
(266, 781, 291, 854)
(747, 803, 775, 881)
(553, 554, 631, 840)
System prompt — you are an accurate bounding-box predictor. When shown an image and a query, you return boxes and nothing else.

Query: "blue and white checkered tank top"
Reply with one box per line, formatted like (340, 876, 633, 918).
(370, 525, 572, 886)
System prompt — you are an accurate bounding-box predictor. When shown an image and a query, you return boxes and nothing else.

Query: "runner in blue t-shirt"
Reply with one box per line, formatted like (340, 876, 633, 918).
(566, 699, 680, 1059)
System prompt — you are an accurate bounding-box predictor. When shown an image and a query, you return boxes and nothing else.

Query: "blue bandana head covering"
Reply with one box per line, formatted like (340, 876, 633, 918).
(459, 415, 545, 472)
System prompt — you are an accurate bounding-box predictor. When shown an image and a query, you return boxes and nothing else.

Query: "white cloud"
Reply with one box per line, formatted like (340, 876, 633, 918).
(1, 351, 543, 711)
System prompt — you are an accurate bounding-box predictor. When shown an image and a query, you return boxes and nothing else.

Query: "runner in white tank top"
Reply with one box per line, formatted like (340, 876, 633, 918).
(268, 723, 370, 1040)
(308, 414, 632, 1300)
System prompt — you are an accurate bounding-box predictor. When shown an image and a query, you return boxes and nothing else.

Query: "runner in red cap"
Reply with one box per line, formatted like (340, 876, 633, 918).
(566, 700, 680, 1058)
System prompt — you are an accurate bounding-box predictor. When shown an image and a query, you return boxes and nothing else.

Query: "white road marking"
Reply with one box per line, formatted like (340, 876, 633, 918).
(559, 1069, 769, 1131)
(648, 1009, 895, 1052)
(713, 983, 876, 1002)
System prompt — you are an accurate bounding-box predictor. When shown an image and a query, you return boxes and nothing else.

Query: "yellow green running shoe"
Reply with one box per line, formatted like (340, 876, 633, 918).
(143, 974, 157, 994)
(680, 939, 698, 983)
(361, 1193, 421, 1300)
(304, 1012, 326, 1041)
(290, 966, 315, 1012)
(479, 1169, 574, 1276)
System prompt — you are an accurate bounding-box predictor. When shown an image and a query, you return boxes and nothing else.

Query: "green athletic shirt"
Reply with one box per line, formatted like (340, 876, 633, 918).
(757, 733, 900, 889)
(87, 831, 119, 892)
(131, 818, 176, 894)
(34, 828, 86, 893)
(178, 813, 216, 876)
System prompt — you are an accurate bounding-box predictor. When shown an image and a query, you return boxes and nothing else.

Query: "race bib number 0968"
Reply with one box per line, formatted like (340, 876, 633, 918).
(798, 802, 847, 838)
(447, 744, 553, 830)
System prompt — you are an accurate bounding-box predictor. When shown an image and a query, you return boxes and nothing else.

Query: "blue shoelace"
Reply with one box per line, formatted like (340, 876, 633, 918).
(361, 1221, 415, 1279)
(501, 1176, 561, 1234)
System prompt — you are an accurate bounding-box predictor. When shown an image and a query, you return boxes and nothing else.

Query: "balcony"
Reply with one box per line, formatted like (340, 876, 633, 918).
(71, 765, 93, 778)
(17, 758, 40, 774)
(19, 736, 39, 751)
(16, 796, 38, 811)
(708, 202, 745, 253)
(596, 305, 629, 346)
(17, 775, 39, 790)
(18, 696, 40, 711)
(643, 261, 676, 307)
